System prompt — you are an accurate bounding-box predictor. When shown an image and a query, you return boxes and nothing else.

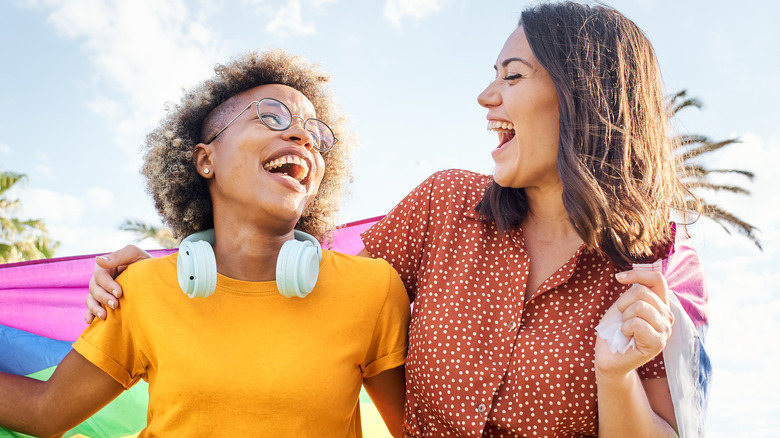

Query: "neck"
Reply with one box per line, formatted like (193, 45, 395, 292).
(522, 185, 580, 243)
(211, 220, 296, 282)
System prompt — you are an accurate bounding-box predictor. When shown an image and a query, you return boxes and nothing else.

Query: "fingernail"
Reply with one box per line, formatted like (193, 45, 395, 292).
(112, 289, 120, 298)
(615, 272, 628, 281)
(108, 300, 116, 309)
(98, 256, 109, 261)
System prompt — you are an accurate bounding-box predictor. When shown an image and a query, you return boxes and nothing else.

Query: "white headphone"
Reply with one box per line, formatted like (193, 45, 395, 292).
(176, 229, 322, 299)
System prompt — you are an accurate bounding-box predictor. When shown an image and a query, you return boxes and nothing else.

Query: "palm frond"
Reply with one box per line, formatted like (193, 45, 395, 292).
(668, 90, 703, 115)
(677, 138, 742, 161)
(0, 171, 27, 195)
(672, 90, 761, 250)
(689, 202, 763, 250)
(119, 219, 177, 249)
(0, 170, 60, 263)
(683, 181, 751, 195)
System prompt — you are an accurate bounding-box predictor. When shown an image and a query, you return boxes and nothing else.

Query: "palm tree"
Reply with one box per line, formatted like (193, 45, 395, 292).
(0, 171, 60, 263)
(670, 90, 762, 250)
(119, 218, 178, 249)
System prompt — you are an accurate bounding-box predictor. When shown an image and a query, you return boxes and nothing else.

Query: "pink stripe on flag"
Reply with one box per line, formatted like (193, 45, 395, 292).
(0, 218, 382, 341)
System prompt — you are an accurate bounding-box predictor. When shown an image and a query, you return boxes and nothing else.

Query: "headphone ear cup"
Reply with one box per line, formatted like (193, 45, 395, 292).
(177, 239, 217, 298)
(276, 239, 320, 298)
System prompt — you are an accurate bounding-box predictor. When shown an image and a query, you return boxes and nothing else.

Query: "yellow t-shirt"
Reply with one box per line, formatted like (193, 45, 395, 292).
(73, 250, 410, 437)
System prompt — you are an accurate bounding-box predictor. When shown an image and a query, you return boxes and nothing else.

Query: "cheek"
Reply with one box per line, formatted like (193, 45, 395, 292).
(310, 156, 326, 190)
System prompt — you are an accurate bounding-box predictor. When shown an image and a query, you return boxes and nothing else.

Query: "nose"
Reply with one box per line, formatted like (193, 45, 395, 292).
(477, 80, 500, 108)
(284, 115, 315, 150)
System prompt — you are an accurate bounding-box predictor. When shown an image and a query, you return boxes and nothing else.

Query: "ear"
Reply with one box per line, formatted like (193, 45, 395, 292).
(193, 143, 215, 178)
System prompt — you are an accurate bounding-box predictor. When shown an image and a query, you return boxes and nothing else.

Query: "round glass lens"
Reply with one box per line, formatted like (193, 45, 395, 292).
(305, 119, 335, 152)
(256, 99, 291, 130)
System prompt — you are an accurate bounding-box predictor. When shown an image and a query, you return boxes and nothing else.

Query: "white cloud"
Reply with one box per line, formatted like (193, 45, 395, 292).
(0, 143, 11, 155)
(87, 187, 114, 209)
(383, 0, 449, 29)
(86, 95, 122, 120)
(33, 164, 55, 182)
(265, 0, 316, 37)
(28, 0, 224, 159)
(19, 187, 86, 223)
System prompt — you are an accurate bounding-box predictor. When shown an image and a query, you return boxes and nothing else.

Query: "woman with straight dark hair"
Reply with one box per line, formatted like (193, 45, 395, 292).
(87, 2, 709, 436)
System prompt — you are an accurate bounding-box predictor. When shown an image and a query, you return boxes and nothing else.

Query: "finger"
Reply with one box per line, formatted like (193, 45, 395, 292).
(620, 299, 674, 335)
(95, 244, 153, 270)
(615, 270, 669, 304)
(89, 271, 120, 308)
(620, 317, 669, 354)
(85, 294, 107, 321)
(92, 266, 124, 300)
(85, 312, 95, 325)
(615, 283, 670, 316)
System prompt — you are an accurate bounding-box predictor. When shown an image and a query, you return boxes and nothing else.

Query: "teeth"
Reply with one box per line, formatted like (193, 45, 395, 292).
(487, 120, 515, 131)
(263, 155, 310, 182)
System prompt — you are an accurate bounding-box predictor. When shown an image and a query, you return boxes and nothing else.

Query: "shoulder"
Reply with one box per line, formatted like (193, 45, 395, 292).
(320, 251, 407, 295)
(425, 169, 491, 191)
(321, 250, 397, 275)
(410, 169, 491, 208)
(116, 253, 179, 294)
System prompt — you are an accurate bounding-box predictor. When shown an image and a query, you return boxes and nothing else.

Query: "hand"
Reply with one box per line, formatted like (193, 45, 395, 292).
(85, 245, 152, 323)
(595, 269, 674, 381)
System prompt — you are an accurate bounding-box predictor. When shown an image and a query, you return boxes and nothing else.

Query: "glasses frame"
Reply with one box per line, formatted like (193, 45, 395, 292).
(205, 97, 336, 153)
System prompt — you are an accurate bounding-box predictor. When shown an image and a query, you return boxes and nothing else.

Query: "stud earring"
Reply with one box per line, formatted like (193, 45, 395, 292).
(204, 169, 210, 174)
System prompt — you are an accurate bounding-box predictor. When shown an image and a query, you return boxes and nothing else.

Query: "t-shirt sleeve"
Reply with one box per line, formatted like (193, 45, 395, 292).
(361, 262, 411, 378)
(72, 271, 146, 390)
(361, 172, 440, 301)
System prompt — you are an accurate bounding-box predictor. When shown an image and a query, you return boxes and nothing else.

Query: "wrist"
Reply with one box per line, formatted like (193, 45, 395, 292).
(595, 366, 636, 389)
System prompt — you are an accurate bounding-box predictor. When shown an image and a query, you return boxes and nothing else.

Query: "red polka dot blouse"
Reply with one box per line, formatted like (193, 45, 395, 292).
(361, 169, 665, 437)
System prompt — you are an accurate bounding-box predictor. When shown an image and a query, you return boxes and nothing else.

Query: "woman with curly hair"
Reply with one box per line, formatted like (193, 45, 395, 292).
(0, 50, 409, 437)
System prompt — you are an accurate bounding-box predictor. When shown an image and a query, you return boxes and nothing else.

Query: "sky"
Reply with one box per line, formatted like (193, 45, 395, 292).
(1, 0, 778, 435)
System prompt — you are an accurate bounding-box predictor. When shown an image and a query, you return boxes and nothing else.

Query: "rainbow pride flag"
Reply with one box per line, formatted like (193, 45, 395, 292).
(0, 217, 383, 437)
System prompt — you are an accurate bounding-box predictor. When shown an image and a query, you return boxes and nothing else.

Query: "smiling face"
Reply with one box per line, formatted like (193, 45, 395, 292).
(477, 26, 561, 192)
(196, 84, 326, 230)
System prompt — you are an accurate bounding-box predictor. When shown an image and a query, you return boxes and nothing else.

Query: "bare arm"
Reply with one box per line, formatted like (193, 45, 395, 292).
(595, 270, 678, 437)
(362, 366, 406, 437)
(0, 350, 124, 437)
(86, 244, 152, 323)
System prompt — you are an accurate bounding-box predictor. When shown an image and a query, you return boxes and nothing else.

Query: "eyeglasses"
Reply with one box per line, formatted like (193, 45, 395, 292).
(206, 97, 337, 153)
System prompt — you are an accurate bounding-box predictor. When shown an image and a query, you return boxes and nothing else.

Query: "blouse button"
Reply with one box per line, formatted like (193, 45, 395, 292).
(476, 403, 487, 413)
(507, 321, 517, 330)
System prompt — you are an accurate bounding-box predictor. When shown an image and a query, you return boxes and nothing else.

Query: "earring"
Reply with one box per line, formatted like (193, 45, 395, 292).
(203, 169, 210, 174)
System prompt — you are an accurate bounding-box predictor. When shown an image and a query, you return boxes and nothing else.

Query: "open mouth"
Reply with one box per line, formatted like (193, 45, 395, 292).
(487, 120, 516, 148)
(263, 155, 310, 184)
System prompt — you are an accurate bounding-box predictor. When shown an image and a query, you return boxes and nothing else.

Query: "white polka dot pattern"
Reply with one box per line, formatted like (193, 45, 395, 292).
(362, 169, 665, 438)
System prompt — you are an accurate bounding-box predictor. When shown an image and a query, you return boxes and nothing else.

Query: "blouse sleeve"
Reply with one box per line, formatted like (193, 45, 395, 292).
(360, 172, 439, 301)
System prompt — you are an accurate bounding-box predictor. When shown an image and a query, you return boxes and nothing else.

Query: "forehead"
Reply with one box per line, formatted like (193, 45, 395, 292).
(233, 84, 316, 118)
(496, 26, 538, 67)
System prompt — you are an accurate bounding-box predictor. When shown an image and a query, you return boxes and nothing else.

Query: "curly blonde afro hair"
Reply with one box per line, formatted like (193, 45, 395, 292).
(141, 50, 353, 242)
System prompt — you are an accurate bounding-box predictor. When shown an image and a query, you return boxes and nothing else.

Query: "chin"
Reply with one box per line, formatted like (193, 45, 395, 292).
(491, 169, 512, 188)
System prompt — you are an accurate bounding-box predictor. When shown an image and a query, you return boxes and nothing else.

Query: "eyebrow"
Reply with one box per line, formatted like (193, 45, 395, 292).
(494, 57, 534, 70)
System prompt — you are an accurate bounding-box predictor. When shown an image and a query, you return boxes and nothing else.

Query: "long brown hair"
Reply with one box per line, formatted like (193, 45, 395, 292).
(477, 1, 694, 267)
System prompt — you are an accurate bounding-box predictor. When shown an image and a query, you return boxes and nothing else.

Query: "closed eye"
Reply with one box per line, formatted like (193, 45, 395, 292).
(503, 73, 524, 80)
(260, 112, 285, 128)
